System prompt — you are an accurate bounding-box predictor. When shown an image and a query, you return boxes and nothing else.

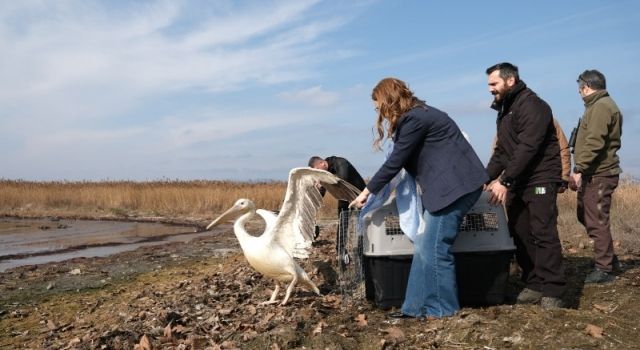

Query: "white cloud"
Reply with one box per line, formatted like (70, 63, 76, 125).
(0, 0, 347, 122)
(160, 111, 298, 149)
(0, 0, 365, 180)
(180, 0, 322, 49)
(278, 86, 340, 107)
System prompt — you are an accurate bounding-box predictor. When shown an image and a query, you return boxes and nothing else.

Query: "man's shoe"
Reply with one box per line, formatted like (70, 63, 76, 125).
(590, 256, 622, 272)
(584, 269, 615, 284)
(387, 311, 411, 319)
(541, 297, 564, 309)
(613, 255, 622, 272)
(516, 288, 543, 304)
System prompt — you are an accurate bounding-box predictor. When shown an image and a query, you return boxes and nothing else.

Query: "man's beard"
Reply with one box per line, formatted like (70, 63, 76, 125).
(493, 86, 510, 102)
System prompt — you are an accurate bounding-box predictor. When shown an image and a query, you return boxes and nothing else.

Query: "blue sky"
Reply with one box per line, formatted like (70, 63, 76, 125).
(1, 0, 638, 181)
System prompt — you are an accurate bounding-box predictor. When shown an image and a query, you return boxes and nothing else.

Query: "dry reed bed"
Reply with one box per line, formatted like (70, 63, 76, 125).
(1, 178, 638, 250)
(0, 179, 339, 219)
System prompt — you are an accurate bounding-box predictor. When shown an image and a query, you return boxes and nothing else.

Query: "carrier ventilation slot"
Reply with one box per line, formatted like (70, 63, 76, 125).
(384, 216, 404, 235)
(459, 212, 499, 232)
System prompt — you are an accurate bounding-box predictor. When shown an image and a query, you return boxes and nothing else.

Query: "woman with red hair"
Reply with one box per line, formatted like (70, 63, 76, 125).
(351, 77, 488, 319)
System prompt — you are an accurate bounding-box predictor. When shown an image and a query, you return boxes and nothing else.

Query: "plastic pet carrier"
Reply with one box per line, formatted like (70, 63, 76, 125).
(343, 191, 515, 308)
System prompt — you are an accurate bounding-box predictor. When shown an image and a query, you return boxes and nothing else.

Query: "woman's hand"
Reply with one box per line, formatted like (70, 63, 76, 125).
(350, 188, 370, 209)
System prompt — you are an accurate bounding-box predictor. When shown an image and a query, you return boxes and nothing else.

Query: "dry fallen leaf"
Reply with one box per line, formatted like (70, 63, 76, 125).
(296, 306, 316, 320)
(383, 327, 406, 342)
(312, 321, 328, 336)
(585, 324, 603, 338)
(262, 312, 275, 324)
(246, 305, 257, 316)
(164, 322, 173, 340)
(354, 313, 368, 327)
(592, 303, 610, 313)
(242, 329, 258, 341)
(218, 308, 233, 316)
(221, 340, 238, 349)
(134, 334, 153, 350)
(63, 337, 81, 350)
(613, 240, 621, 248)
(322, 295, 342, 308)
(46, 320, 57, 330)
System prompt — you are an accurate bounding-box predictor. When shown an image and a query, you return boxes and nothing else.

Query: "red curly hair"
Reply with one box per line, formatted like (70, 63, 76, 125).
(371, 77, 424, 150)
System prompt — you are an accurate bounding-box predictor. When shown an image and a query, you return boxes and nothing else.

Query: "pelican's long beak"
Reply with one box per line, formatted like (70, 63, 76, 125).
(206, 205, 242, 230)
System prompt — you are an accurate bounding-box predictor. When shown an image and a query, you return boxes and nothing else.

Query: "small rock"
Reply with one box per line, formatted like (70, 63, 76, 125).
(503, 333, 523, 344)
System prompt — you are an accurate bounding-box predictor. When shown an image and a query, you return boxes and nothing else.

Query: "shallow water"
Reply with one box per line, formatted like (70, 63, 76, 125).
(0, 218, 210, 272)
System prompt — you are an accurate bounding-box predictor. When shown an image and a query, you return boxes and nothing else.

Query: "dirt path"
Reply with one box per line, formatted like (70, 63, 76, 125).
(1, 222, 640, 349)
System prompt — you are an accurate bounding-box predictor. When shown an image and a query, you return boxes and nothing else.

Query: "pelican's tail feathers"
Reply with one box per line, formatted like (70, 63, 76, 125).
(291, 240, 312, 259)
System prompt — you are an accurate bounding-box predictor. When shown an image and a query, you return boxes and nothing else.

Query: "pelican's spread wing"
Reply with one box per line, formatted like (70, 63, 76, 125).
(271, 167, 361, 258)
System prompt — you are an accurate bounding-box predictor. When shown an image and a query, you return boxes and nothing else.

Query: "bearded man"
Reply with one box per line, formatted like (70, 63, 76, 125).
(484, 62, 566, 309)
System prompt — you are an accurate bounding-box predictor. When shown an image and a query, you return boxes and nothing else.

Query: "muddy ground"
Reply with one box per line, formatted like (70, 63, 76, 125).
(1, 219, 639, 350)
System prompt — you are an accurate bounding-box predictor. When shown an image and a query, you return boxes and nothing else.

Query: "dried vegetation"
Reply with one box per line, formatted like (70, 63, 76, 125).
(0, 179, 338, 220)
(1, 178, 640, 349)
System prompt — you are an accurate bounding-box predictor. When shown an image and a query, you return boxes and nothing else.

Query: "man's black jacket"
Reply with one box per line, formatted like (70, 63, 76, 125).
(325, 156, 366, 211)
(486, 81, 561, 188)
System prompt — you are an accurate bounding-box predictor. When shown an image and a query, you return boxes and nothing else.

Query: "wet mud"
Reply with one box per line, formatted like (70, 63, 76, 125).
(0, 218, 208, 272)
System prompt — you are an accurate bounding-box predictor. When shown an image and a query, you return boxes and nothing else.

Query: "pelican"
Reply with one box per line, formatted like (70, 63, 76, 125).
(206, 167, 361, 305)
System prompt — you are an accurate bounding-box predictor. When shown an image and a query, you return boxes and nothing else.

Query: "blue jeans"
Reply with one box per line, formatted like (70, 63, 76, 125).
(401, 188, 482, 318)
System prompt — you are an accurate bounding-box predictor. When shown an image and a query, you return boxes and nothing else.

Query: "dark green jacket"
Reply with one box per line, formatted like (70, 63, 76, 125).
(574, 90, 622, 176)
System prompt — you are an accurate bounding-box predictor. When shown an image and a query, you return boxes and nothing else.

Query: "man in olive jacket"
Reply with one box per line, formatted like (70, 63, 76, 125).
(485, 62, 566, 309)
(570, 69, 623, 284)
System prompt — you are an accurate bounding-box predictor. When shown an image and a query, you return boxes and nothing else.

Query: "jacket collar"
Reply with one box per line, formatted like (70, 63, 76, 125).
(491, 80, 527, 113)
(583, 89, 609, 107)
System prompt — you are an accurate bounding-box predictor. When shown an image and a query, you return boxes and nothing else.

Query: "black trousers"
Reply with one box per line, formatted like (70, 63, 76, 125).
(507, 183, 566, 298)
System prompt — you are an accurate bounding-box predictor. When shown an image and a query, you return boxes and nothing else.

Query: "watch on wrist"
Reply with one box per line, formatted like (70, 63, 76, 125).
(499, 176, 514, 189)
